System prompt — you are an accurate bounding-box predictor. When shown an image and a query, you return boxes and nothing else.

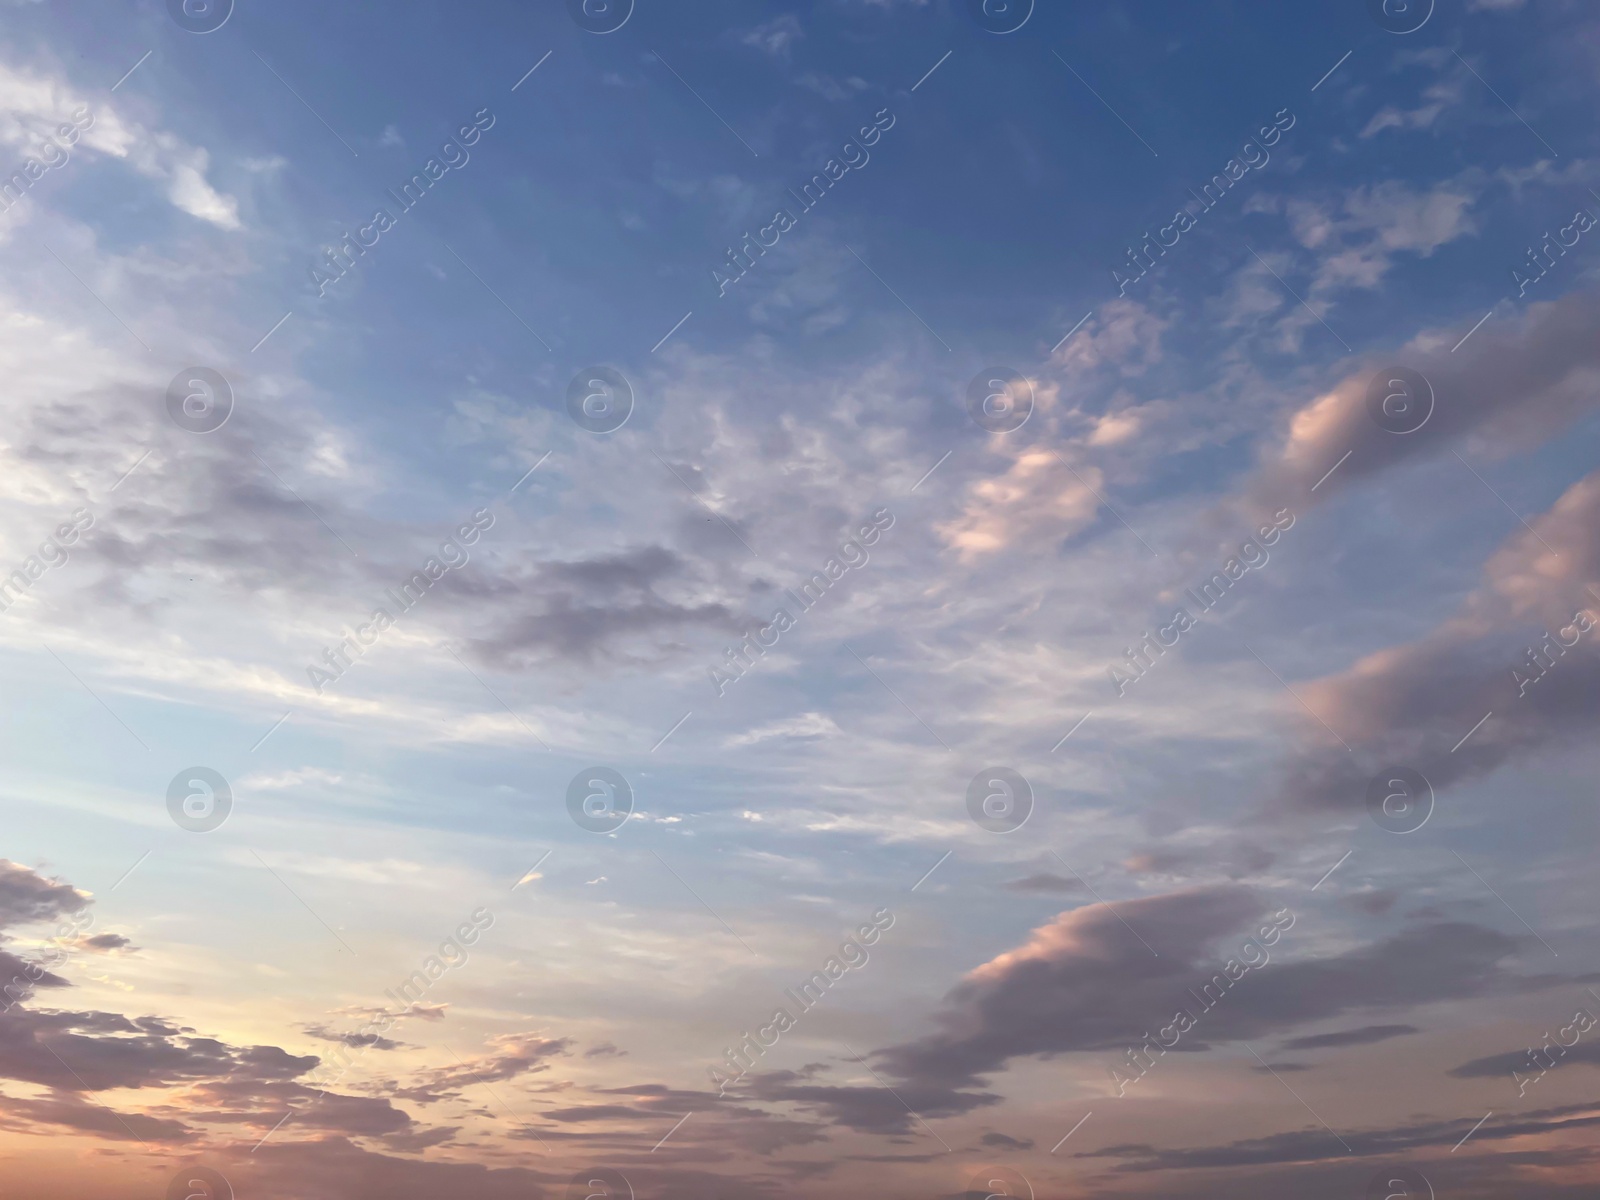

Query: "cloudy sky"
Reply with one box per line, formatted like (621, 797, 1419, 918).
(2, 0, 1599, 1197)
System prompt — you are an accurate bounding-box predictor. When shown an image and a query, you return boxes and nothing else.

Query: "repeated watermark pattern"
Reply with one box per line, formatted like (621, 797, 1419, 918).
(711, 908, 894, 1094)
(713, 107, 897, 296)
(306, 507, 495, 692)
(0, 105, 93, 213)
(707, 508, 894, 696)
(311, 108, 498, 296)
(1109, 909, 1297, 1096)
(1113, 108, 1296, 295)
(0, 4, 1593, 1199)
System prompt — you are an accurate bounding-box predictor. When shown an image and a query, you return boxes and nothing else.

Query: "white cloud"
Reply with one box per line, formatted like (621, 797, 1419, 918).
(0, 58, 240, 229)
(1360, 79, 1463, 139)
(724, 711, 841, 747)
(741, 14, 803, 57)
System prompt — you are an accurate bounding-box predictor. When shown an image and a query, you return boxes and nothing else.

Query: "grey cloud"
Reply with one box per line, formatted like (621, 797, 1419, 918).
(183, 1077, 414, 1137)
(0, 1089, 191, 1142)
(873, 887, 1269, 1092)
(1279, 1024, 1419, 1051)
(979, 1131, 1034, 1149)
(1272, 468, 1600, 811)
(1080, 1101, 1600, 1173)
(9, 381, 743, 680)
(1124, 842, 1277, 879)
(0, 860, 86, 929)
(250, 1135, 795, 1200)
(0, 1006, 317, 1092)
(1451, 1040, 1600, 1079)
(1240, 290, 1600, 521)
(742, 1068, 1000, 1136)
(78, 933, 133, 952)
(460, 547, 736, 670)
(392, 1034, 570, 1104)
(0, 949, 70, 995)
(872, 886, 1538, 1100)
(999, 872, 1084, 894)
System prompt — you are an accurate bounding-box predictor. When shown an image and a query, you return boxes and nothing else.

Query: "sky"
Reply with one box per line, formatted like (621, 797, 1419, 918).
(1, 0, 1599, 1197)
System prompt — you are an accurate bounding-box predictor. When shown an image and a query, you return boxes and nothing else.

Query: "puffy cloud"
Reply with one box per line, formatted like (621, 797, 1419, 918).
(741, 14, 803, 57)
(936, 447, 1101, 561)
(1279, 179, 1480, 299)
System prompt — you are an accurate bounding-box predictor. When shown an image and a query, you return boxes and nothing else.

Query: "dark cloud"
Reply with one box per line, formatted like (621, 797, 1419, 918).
(183, 1077, 414, 1137)
(1451, 1039, 1600, 1079)
(0, 860, 86, 929)
(1345, 890, 1400, 916)
(740, 1068, 999, 1137)
(241, 1137, 553, 1200)
(979, 1131, 1034, 1149)
(0, 1006, 318, 1092)
(873, 887, 1268, 1092)
(1279, 1024, 1419, 1051)
(78, 933, 134, 953)
(8, 384, 743, 678)
(460, 546, 736, 669)
(999, 872, 1083, 894)
(1079, 1102, 1600, 1172)
(0, 1089, 192, 1142)
(1273, 469, 1600, 812)
(872, 886, 1541, 1101)
(301, 1022, 406, 1051)
(0, 949, 71, 998)
(1241, 290, 1600, 520)
(542, 1103, 655, 1123)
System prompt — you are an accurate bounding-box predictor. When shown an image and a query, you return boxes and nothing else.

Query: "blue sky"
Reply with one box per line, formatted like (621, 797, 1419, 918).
(2, 1, 1600, 1198)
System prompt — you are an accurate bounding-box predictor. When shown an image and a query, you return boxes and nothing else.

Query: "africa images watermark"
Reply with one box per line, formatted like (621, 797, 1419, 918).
(310, 106, 497, 297)
(306, 507, 495, 693)
(709, 907, 895, 1095)
(1110, 907, 1297, 1096)
(711, 107, 897, 297)
(0, 506, 94, 616)
(1112, 107, 1296, 296)
(1508, 988, 1600, 1098)
(1108, 507, 1297, 697)
(707, 507, 895, 696)
(1511, 606, 1595, 698)
(0, 104, 94, 214)
(302, 904, 494, 1094)
(0, 904, 97, 1014)
(1511, 203, 1596, 297)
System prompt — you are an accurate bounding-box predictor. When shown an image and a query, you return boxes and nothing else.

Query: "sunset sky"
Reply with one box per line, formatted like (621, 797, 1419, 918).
(3, 1, 1600, 1198)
